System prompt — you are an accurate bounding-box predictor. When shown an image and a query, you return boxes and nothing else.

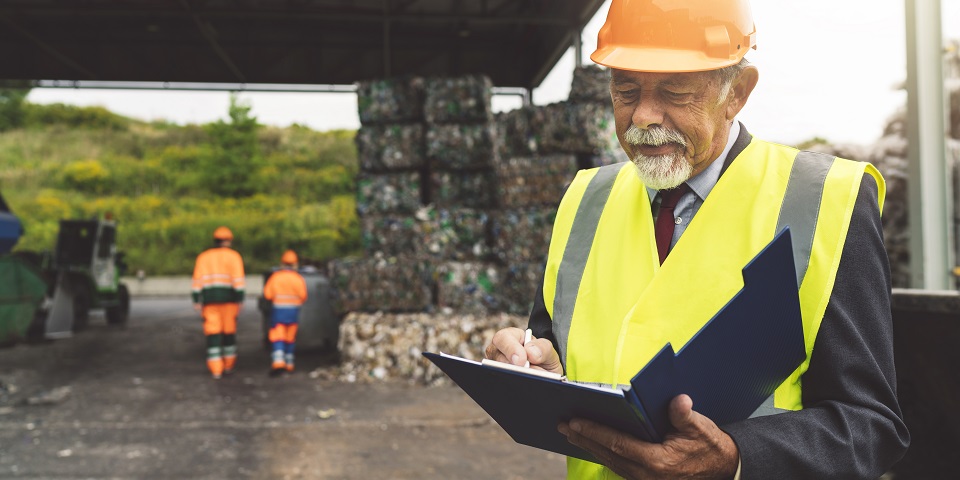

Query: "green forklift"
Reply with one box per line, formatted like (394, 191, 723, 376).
(30, 218, 131, 338)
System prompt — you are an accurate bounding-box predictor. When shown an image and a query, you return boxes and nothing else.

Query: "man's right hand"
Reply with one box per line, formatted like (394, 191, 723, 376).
(485, 327, 564, 375)
(193, 303, 202, 313)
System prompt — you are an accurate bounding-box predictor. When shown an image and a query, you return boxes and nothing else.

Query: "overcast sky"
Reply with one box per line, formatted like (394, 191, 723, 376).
(26, 0, 960, 146)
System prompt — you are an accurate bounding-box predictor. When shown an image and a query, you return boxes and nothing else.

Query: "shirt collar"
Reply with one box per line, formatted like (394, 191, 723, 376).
(647, 120, 740, 203)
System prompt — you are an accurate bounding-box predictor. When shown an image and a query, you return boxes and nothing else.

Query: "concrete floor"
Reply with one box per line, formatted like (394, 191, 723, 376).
(0, 298, 566, 479)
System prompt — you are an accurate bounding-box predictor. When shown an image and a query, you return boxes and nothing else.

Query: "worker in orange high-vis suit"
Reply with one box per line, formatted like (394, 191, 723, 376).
(192, 226, 246, 379)
(263, 250, 308, 376)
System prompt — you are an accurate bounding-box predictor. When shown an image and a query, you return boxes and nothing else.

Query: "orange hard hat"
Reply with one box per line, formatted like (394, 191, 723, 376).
(281, 250, 298, 265)
(213, 226, 233, 241)
(591, 0, 757, 73)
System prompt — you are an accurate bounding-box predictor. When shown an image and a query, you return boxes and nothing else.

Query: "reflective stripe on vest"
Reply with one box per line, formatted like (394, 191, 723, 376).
(777, 151, 836, 288)
(552, 163, 623, 369)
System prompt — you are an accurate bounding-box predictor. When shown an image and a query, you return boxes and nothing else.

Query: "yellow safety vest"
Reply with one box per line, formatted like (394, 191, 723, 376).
(542, 138, 885, 479)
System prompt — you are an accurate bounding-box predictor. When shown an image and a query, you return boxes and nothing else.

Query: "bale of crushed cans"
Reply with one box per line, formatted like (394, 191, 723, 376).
(360, 215, 423, 258)
(356, 76, 425, 125)
(490, 208, 556, 265)
(328, 256, 433, 313)
(361, 207, 491, 261)
(499, 262, 546, 316)
(494, 107, 537, 157)
(531, 102, 619, 155)
(428, 170, 499, 209)
(424, 75, 493, 124)
(336, 312, 527, 385)
(355, 172, 422, 216)
(355, 124, 425, 172)
(569, 65, 611, 104)
(435, 262, 503, 315)
(418, 207, 492, 261)
(495, 154, 578, 208)
(426, 123, 499, 170)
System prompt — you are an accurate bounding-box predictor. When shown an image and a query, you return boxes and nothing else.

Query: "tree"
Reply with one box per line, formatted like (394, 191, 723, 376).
(202, 93, 264, 197)
(0, 88, 30, 131)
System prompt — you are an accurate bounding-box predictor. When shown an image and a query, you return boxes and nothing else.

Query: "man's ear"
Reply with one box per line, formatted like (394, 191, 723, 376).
(726, 66, 759, 120)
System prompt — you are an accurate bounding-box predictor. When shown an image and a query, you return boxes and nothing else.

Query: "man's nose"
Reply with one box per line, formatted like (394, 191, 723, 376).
(631, 96, 664, 130)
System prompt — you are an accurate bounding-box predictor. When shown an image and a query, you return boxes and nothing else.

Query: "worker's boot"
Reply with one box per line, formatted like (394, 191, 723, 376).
(270, 360, 286, 377)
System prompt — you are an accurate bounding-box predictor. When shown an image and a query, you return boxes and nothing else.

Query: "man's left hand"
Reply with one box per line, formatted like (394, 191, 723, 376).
(558, 394, 739, 480)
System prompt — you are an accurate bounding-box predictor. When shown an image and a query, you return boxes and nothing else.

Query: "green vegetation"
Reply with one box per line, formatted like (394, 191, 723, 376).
(0, 91, 360, 275)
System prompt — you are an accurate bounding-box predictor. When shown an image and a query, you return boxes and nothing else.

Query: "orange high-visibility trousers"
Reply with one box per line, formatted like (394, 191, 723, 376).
(268, 322, 299, 371)
(202, 303, 239, 376)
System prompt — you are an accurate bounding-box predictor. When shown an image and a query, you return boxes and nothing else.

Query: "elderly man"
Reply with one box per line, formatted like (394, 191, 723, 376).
(484, 0, 909, 478)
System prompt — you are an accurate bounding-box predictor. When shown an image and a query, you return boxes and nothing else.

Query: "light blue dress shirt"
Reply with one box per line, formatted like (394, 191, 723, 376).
(647, 121, 741, 251)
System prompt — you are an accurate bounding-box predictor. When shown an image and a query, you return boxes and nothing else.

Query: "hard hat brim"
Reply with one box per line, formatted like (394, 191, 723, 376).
(591, 46, 743, 73)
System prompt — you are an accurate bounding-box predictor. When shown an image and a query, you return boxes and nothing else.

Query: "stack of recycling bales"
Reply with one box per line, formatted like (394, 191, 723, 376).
(539, 65, 628, 168)
(424, 76, 504, 314)
(335, 68, 628, 384)
(489, 65, 628, 314)
(340, 77, 433, 312)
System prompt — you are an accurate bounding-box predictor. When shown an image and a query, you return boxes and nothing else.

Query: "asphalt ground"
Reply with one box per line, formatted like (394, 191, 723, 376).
(0, 298, 566, 479)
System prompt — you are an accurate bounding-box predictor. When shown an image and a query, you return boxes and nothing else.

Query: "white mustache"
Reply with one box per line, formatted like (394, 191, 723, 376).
(623, 125, 687, 148)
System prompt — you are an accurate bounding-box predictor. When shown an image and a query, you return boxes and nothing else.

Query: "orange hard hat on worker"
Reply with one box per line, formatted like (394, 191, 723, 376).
(281, 250, 298, 265)
(213, 226, 233, 241)
(591, 0, 757, 73)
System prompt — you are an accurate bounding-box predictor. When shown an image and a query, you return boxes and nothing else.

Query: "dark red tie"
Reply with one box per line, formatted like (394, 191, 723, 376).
(655, 184, 690, 265)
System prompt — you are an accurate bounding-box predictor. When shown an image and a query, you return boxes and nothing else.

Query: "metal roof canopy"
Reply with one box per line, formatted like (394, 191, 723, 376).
(0, 0, 605, 89)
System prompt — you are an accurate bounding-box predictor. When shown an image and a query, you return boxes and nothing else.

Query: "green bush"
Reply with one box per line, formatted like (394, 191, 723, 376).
(0, 101, 361, 275)
(0, 89, 29, 131)
(59, 159, 111, 193)
(22, 103, 130, 131)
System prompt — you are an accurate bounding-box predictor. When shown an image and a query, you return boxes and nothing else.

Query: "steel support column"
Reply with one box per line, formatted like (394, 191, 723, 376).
(905, 0, 952, 289)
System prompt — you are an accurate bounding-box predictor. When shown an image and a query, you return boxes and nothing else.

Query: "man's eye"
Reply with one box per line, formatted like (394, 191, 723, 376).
(617, 89, 639, 100)
(664, 91, 693, 101)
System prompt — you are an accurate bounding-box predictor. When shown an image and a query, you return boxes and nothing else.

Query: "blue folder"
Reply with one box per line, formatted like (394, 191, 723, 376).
(423, 228, 805, 463)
